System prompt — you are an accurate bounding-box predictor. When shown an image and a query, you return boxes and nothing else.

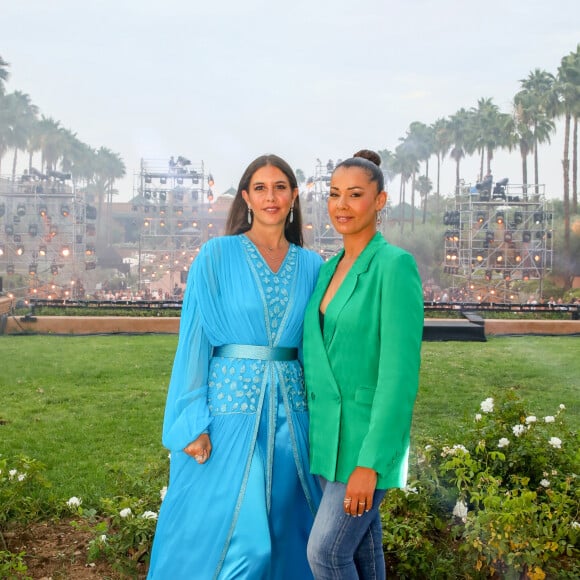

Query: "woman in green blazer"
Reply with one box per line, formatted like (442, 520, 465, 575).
(304, 150, 423, 579)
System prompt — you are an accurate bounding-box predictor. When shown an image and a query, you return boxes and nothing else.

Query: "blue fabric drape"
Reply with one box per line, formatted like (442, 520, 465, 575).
(148, 235, 322, 579)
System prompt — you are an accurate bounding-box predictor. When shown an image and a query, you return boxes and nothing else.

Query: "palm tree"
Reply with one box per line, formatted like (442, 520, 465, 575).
(415, 175, 433, 224)
(514, 70, 557, 193)
(2, 91, 39, 180)
(556, 44, 580, 279)
(392, 143, 419, 234)
(446, 108, 475, 195)
(511, 102, 536, 196)
(431, 118, 451, 213)
(36, 116, 66, 173)
(0, 55, 9, 94)
(470, 97, 512, 182)
(93, 147, 126, 247)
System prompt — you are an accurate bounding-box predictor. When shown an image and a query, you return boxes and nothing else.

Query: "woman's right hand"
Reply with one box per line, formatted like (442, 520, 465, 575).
(184, 433, 212, 464)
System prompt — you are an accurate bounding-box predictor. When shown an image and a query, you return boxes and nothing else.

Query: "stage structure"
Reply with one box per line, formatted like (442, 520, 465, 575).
(442, 179, 554, 302)
(132, 157, 214, 295)
(0, 172, 97, 298)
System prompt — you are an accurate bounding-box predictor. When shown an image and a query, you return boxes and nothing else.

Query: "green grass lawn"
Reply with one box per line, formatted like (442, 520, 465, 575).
(1, 335, 578, 504)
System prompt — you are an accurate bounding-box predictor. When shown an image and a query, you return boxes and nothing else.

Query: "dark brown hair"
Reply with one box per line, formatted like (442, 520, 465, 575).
(225, 154, 303, 246)
(334, 149, 384, 192)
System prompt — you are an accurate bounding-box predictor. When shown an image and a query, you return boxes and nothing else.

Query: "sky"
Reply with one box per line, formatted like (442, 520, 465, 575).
(2, 0, 579, 202)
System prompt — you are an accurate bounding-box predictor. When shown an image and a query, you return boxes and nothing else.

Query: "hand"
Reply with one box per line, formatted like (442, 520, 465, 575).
(343, 467, 377, 517)
(184, 433, 212, 464)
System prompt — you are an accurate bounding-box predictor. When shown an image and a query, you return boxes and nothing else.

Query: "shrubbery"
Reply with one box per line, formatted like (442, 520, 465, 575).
(2, 390, 578, 578)
(381, 391, 580, 579)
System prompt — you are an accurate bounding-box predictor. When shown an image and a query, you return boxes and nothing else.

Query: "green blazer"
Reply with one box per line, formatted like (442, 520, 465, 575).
(303, 232, 423, 489)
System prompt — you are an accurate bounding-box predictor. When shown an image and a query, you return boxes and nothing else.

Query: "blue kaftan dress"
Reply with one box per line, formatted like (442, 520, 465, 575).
(147, 234, 322, 579)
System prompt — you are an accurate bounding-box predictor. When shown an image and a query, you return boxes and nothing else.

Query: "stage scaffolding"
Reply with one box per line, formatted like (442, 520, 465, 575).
(442, 182, 554, 302)
(0, 174, 96, 297)
(132, 157, 213, 296)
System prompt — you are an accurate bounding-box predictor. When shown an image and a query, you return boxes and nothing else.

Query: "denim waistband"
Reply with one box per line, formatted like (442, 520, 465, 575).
(213, 344, 298, 361)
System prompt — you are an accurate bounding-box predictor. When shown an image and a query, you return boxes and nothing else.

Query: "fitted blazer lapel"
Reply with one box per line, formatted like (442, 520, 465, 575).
(323, 233, 384, 344)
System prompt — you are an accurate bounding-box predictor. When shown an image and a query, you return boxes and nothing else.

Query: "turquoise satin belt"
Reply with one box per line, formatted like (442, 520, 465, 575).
(213, 344, 298, 361)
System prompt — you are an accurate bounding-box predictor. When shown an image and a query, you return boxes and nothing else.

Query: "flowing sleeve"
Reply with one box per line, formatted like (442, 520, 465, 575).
(161, 245, 214, 452)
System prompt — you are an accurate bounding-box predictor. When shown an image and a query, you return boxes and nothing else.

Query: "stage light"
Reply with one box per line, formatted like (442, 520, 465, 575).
(39, 245, 47, 256)
(475, 251, 485, 263)
(29, 264, 37, 275)
(145, 175, 152, 184)
(50, 264, 58, 275)
(504, 231, 513, 243)
(16, 245, 25, 256)
(208, 174, 215, 187)
(39, 204, 48, 217)
(160, 177, 167, 185)
(514, 211, 523, 225)
(61, 245, 71, 257)
(28, 224, 38, 237)
(49, 225, 58, 238)
(144, 218, 150, 227)
(7, 264, 15, 275)
(496, 211, 504, 225)
(207, 192, 214, 202)
(175, 206, 183, 215)
(60, 204, 70, 217)
(476, 212, 486, 224)
(177, 177, 184, 185)
(0, 244, 4, 256)
(86, 206, 97, 220)
(85, 245, 95, 256)
(533, 253, 541, 264)
(514, 253, 522, 263)
(523, 270, 530, 281)
(533, 212, 543, 224)
(85, 262, 96, 271)
(495, 255, 504, 264)
(159, 206, 167, 215)
(503, 271, 511, 281)
(160, 220, 166, 228)
(485, 231, 494, 243)
(5, 224, 14, 236)
(17, 203, 26, 217)
(485, 270, 492, 281)
(522, 231, 531, 243)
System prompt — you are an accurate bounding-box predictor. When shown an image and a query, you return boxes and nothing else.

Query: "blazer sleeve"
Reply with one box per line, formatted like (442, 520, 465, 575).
(357, 251, 423, 477)
(161, 246, 214, 452)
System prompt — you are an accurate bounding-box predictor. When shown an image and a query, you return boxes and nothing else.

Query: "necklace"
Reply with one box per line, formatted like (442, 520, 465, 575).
(246, 234, 288, 254)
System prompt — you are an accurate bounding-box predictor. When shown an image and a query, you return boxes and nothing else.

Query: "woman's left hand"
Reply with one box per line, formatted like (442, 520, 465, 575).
(343, 467, 377, 517)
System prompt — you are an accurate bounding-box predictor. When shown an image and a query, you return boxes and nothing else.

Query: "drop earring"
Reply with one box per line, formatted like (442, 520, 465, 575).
(247, 206, 252, 225)
(289, 204, 294, 224)
(376, 210, 382, 226)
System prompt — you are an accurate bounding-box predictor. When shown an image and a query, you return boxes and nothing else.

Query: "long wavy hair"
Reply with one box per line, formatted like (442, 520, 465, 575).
(225, 154, 303, 247)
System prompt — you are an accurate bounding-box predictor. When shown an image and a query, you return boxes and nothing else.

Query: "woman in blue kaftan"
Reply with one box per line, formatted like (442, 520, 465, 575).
(147, 155, 322, 579)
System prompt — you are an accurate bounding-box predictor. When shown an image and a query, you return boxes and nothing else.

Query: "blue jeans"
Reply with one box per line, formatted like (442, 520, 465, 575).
(307, 478, 387, 579)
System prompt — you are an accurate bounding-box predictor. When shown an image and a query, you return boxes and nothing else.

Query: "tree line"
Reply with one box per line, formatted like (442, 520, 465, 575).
(0, 56, 126, 248)
(374, 43, 579, 273)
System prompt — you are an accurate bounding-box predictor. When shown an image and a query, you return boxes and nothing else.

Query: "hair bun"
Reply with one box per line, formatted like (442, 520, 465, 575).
(353, 149, 381, 167)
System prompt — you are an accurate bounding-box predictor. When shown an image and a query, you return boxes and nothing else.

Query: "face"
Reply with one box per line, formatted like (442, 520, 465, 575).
(327, 166, 386, 237)
(242, 164, 298, 228)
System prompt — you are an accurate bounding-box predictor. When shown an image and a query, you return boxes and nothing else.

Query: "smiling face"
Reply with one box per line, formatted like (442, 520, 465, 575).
(328, 165, 386, 239)
(242, 164, 298, 229)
